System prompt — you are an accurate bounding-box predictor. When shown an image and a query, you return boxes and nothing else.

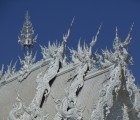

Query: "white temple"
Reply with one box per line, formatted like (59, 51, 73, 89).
(0, 12, 140, 120)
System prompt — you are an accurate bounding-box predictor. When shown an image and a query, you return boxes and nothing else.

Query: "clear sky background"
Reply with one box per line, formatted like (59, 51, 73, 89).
(0, 0, 140, 84)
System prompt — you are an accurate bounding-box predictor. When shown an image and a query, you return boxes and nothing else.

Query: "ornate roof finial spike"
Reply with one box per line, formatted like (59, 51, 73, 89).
(116, 26, 119, 39)
(129, 22, 134, 35)
(78, 37, 82, 53)
(48, 41, 51, 48)
(18, 11, 37, 51)
(90, 23, 102, 49)
(62, 17, 75, 44)
(123, 22, 134, 48)
(126, 23, 134, 39)
(25, 10, 30, 21)
(89, 24, 102, 58)
(113, 26, 120, 51)
(84, 39, 86, 50)
(94, 23, 102, 43)
(61, 17, 75, 54)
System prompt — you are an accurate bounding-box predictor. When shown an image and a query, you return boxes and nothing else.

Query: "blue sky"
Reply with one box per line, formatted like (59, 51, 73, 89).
(0, 0, 140, 84)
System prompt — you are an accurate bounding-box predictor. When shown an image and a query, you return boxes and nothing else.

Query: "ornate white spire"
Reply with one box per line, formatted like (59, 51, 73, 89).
(113, 27, 120, 52)
(89, 24, 102, 58)
(17, 11, 37, 82)
(122, 23, 134, 50)
(18, 11, 37, 49)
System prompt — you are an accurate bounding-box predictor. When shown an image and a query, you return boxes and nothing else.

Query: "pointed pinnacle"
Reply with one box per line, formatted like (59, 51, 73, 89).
(70, 17, 75, 29)
(83, 39, 86, 50)
(94, 23, 102, 42)
(78, 38, 81, 48)
(90, 23, 102, 48)
(26, 10, 29, 16)
(129, 22, 134, 34)
(127, 22, 134, 37)
(13, 60, 17, 68)
(19, 11, 36, 49)
(123, 23, 134, 47)
(115, 26, 119, 39)
(48, 41, 51, 48)
(78, 38, 81, 46)
(62, 17, 75, 44)
(25, 10, 30, 20)
(78, 38, 83, 53)
(1, 64, 4, 71)
(9, 60, 13, 67)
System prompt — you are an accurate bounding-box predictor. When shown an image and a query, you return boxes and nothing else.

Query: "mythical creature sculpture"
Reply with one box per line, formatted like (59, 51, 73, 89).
(54, 25, 102, 120)
(90, 24, 140, 120)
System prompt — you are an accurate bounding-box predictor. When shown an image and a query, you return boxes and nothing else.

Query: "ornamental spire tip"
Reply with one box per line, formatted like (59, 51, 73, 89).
(18, 11, 37, 51)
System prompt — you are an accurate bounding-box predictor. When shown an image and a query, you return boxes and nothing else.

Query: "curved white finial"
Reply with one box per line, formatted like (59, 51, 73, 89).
(94, 23, 102, 43)
(123, 23, 134, 48)
(90, 23, 102, 48)
(89, 24, 102, 58)
(63, 17, 75, 43)
(129, 22, 134, 35)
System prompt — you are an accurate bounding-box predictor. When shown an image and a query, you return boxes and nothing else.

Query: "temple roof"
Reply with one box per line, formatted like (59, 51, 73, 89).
(0, 12, 140, 120)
